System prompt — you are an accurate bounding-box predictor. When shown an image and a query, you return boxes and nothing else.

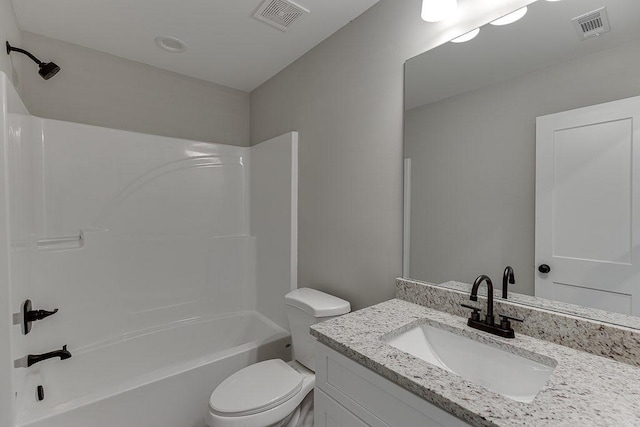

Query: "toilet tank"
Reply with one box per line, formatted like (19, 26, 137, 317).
(285, 288, 350, 372)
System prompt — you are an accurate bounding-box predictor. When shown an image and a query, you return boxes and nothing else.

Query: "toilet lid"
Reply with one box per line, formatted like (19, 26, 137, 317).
(209, 359, 303, 417)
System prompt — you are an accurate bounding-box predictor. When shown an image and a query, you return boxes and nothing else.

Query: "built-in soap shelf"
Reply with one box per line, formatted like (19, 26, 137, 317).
(36, 232, 84, 251)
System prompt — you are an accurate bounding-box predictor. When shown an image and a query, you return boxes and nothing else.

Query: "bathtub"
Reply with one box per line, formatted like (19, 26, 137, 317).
(16, 312, 291, 427)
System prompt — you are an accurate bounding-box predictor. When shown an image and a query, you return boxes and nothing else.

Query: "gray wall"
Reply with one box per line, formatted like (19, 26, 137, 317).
(250, 0, 534, 310)
(20, 32, 250, 146)
(405, 40, 640, 295)
(0, 0, 22, 87)
(7, 0, 536, 311)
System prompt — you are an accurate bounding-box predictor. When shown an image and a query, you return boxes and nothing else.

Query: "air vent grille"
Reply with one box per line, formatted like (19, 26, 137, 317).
(253, 0, 309, 32)
(572, 7, 611, 40)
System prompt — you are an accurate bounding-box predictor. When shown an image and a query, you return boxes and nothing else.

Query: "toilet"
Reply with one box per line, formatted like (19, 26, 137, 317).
(206, 288, 351, 427)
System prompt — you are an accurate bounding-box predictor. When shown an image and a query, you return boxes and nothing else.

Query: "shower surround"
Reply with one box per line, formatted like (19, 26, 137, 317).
(0, 72, 297, 427)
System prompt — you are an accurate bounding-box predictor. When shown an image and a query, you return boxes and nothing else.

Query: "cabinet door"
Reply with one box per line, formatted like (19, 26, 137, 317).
(315, 390, 371, 427)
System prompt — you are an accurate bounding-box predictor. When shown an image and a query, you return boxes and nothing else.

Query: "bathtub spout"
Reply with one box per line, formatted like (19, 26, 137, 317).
(27, 345, 72, 367)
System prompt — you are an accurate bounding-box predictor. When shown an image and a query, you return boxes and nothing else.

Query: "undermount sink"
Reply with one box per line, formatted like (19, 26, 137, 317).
(384, 323, 556, 403)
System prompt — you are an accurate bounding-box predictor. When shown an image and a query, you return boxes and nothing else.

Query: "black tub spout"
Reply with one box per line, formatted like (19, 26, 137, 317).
(27, 345, 71, 367)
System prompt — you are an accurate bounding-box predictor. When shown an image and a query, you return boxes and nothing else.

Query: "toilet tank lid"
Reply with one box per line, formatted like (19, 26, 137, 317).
(285, 288, 351, 317)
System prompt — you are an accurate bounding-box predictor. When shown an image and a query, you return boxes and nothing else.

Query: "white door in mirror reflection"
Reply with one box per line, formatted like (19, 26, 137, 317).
(536, 95, 640, 316)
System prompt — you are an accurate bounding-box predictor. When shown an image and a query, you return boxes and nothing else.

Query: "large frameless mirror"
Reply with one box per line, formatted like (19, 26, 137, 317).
(403, 0, 640, 328)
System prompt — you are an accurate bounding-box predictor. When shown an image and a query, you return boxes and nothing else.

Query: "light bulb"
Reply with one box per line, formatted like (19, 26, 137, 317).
(421, 0, 458, 23)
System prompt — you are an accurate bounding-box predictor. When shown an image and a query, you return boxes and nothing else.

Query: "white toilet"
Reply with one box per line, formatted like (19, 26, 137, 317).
(206, 288, 351, 427)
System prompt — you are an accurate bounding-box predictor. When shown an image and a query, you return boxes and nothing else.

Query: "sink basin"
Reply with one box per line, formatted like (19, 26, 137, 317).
(384, 324, 555, 403)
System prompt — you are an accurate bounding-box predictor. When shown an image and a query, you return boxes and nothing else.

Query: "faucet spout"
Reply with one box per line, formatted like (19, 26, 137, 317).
(471, 274, 494, 325)
(27, 345, 72, 367)
(502, 266, 515, 299)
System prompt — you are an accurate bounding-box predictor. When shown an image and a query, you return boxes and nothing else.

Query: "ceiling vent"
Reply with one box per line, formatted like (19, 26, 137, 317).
(253, 0, 309, 32)
(572, 7, 611, 40)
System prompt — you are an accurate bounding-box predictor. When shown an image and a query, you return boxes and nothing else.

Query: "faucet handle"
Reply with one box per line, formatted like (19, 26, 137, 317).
(498, 314, 523, 330)
(461, 304, 481, 322)
(499, 314, 523, 322)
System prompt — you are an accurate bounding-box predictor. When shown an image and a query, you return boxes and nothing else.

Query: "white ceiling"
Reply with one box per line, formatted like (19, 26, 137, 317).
(11, 0, 380, 92)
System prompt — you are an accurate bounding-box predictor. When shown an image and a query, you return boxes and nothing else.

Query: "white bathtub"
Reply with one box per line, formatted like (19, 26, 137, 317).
(16, 312, 290, 427)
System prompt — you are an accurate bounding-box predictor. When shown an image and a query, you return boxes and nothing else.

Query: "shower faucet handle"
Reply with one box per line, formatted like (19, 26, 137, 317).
(27, 308, 59, 321)
(23, 300, 59, 335)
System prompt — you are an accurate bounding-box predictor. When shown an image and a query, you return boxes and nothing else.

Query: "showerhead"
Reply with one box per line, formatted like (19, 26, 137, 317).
(39, 62, 60, 80)
(6, 41, 61, 80)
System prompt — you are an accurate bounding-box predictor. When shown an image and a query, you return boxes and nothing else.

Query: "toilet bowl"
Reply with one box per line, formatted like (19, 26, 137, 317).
(207, 288, 350, 427)
(207, 360, 314, 427)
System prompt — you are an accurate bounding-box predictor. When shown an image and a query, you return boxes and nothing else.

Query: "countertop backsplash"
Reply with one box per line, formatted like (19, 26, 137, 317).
(396, 278, 640, 367)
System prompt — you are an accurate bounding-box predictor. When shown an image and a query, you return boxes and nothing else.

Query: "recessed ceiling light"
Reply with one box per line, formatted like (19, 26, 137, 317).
(155, 36, 187, 53)
(490, 7, 528, 26)
(451, 28, 480, 43)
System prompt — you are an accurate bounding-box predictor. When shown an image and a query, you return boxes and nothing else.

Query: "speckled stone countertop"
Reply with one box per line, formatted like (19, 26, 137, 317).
(396, 279, 640, 367)
(405, 278, 640, 331)
(310, 299, 640, 427)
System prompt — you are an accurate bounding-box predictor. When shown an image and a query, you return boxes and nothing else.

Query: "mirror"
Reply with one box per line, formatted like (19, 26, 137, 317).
(404, 0, 640, 328)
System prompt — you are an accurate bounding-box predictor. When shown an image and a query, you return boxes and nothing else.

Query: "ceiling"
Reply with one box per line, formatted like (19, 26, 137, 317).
(11, 0, 380, 92)
(405, 0, 640, 110)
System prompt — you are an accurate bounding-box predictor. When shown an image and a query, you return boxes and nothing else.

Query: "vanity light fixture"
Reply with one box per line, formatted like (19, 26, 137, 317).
(489, 6, 528, 26)
(421, 0, 458, 23)
(451, 28, 480, 43)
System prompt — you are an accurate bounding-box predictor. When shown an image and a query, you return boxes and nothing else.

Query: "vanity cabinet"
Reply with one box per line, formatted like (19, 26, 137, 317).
(314, 342, 470, 427)
(315, 390, 370, 427)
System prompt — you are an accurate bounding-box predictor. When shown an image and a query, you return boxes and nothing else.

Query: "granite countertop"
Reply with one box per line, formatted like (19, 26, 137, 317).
(433, 280, 640, 331)
(310, 299, 640, 427)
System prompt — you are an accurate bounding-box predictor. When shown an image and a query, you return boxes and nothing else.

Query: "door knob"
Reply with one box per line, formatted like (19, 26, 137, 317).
(538, 264, 551, 274)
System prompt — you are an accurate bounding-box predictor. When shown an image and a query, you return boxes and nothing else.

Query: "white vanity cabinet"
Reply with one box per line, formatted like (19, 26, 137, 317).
(314, 342, 471, 427)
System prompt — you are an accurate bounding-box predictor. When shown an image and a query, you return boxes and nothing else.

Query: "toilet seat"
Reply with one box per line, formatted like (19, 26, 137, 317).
(207, 360, 315, 427)
(209, 359, 303, 417)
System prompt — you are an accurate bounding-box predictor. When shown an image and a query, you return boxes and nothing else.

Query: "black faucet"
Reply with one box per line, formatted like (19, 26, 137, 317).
(27, 345, 72, 367)
(502, 266, 515, 299)
(463, 274, 523, 338)
(470, 275, 495, 325)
